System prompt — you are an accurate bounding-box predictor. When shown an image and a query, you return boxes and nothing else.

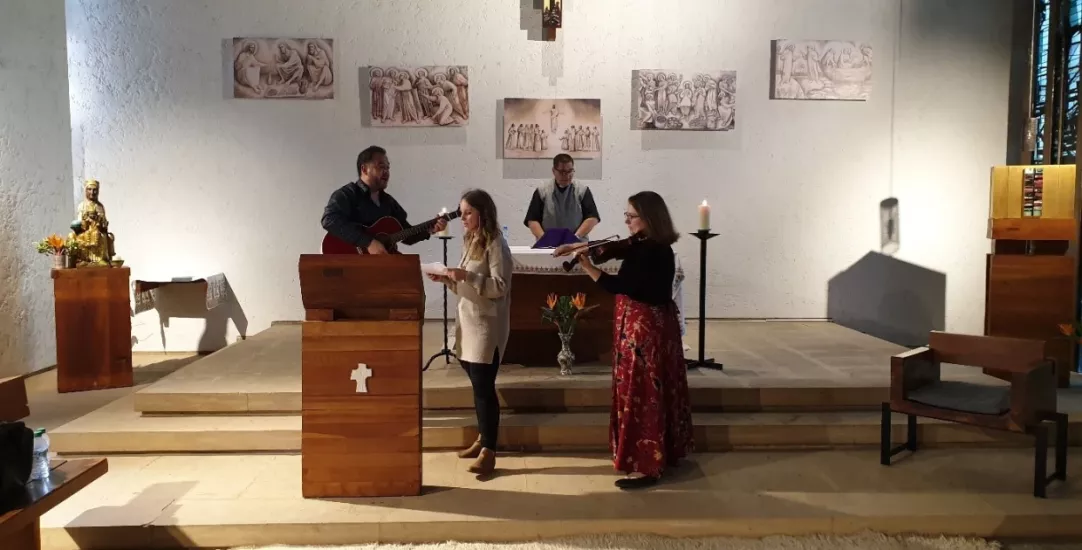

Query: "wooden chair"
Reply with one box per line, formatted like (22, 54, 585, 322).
(880, 331, 1067, 498)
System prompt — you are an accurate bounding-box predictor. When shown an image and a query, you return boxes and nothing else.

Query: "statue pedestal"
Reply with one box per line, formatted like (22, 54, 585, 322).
(52, 267, 133, 393)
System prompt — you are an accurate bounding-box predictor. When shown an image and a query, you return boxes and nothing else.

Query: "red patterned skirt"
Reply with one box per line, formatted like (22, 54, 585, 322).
(610, 294, 694, 477)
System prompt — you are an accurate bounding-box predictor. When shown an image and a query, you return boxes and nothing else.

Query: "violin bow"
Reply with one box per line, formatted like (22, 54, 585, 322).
(579, 235, 621, 251)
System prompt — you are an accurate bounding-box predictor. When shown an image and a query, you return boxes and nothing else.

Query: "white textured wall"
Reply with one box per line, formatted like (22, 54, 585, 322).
(0, 0, 74, 376)
(63, 0, 1012, 352)
(891, 0, 1012, 343)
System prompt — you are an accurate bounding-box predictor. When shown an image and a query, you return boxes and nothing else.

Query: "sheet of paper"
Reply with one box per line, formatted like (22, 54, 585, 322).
(421, 262, 448, 276)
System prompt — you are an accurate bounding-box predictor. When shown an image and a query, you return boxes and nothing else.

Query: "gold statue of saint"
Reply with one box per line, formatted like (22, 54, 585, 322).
(71, 179, 116, 265)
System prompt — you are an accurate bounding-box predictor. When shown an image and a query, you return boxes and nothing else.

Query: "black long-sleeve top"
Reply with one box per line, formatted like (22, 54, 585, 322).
(320, 181, 430, 248)
(596, 238, 674, 306)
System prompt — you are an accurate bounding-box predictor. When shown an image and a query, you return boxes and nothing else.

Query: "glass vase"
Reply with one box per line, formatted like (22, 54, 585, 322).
(53, 254, 65, 269)
(557, 331, 575, 376)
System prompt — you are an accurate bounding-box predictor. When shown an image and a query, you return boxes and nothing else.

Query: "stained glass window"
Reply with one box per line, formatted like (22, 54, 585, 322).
(1032, 0, 1082, 164)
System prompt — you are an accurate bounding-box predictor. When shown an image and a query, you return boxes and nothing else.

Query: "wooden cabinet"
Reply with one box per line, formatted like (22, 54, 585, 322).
(985, 165, 1077, 387)
(52, 267, 133, 393)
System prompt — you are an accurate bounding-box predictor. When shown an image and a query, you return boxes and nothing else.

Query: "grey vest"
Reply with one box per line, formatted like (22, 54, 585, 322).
(539, 180, 586, 232)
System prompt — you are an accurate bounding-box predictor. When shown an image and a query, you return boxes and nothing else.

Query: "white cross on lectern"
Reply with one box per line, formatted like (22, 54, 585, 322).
(351, 363, 373, 393)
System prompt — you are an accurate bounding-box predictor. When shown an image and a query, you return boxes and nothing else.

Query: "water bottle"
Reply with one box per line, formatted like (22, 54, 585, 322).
(30, 428, 50, 481)
(502, 225, 510, 242)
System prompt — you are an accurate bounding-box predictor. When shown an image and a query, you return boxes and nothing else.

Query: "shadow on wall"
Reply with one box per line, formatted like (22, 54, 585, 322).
(827, 251, 946, 348)
(149, 277, 249, 352)
(520, 0, 545, 42)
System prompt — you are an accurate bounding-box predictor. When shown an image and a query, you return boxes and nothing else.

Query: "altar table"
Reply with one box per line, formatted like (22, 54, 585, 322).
(503, 247, 620, 366)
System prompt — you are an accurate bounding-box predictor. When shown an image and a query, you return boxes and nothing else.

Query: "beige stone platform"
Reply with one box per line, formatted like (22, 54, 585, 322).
(49, 392, 1082, 455)
(132, 321, 990, 414)
(49, 320, 1082, 455)
(38, 449, 1082, 549)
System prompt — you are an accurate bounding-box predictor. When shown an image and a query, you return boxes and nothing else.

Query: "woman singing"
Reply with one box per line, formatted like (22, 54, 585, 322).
(556, 191, 693, 489)
(428, 189, 512, 475)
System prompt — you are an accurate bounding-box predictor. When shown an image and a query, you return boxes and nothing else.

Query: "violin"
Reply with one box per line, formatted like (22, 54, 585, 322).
(560, 232, 646, 272)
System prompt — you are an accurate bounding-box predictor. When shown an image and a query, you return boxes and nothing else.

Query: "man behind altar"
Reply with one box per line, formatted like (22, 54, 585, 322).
(523, 153, 600, 243)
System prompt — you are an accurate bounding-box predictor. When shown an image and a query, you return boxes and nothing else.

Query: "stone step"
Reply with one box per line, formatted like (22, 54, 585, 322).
(133, 384, 893, 415)
(49, 395, 1082, 455)
(37, 450, 1082, 549)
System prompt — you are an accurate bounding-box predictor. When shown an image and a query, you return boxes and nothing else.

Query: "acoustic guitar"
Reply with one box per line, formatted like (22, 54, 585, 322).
(321, 208, 461, 254)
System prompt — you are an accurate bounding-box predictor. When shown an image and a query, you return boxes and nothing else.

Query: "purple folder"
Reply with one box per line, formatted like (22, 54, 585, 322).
(532, 228, 582, 249)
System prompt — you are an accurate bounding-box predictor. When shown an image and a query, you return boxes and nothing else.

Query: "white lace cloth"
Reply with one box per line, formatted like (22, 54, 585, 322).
(509, 246, 622, 275)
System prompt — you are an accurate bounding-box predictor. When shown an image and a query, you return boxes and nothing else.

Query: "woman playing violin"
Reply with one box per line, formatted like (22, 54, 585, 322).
(554, 191, 693, 490)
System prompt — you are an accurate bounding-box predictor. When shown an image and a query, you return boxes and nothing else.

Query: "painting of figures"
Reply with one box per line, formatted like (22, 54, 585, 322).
(503, 98, 601, 160)
(369, 66, 470, 127)
(543, 0, 562, 28)
(771, 39, 872, 101)
(232, 38, 334, 99)
(633, 70, 736, 131)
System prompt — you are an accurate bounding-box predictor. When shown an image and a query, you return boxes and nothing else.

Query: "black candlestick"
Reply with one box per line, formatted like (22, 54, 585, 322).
(424, 235, 457, 371)
(685, 230, 722, 370)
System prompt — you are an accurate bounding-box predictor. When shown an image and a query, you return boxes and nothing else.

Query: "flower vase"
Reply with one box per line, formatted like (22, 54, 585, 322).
(53, 254, 65, 269)
(557, 331, 575, 375)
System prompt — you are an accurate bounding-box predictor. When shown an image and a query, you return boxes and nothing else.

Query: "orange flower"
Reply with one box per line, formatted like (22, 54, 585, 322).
(1059, 323, 1075, 337)
(546, 293, 558, 309)
(571, 292, 586, 310)
(46, 234, 65, 252)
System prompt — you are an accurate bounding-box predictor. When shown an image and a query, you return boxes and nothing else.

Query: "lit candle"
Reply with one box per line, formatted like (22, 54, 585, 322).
(437, 207, 449, 237)
(698, 200, 710, 231)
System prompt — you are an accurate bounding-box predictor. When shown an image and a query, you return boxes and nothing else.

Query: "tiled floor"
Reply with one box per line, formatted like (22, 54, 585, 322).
(38, 449, 1082, 549)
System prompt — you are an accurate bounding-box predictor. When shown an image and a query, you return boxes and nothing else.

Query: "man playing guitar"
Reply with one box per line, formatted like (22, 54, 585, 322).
(321, 145, 448, 254)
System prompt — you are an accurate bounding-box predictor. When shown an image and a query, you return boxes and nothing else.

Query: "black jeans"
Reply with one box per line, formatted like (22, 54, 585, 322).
(460, 349, 501, 450)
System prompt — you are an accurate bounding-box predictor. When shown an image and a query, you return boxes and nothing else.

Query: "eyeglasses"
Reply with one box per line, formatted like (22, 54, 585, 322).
(623, 212, 640, 220)
(554, 168, 575, 175)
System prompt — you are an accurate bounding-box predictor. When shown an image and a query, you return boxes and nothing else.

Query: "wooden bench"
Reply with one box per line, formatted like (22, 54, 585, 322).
(880, 331, 1067, 498)
(0, 376, 109, 549)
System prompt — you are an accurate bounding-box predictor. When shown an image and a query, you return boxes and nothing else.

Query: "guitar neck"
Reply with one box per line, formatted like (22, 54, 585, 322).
(386, 211, 459, 244)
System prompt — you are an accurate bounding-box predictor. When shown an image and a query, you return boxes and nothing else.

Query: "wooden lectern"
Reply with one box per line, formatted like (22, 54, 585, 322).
(297, 254, 423, 498)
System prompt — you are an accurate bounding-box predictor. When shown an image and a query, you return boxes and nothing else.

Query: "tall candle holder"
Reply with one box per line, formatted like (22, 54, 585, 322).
(685, 230, 722, 370)
(424, 235, 458, 371)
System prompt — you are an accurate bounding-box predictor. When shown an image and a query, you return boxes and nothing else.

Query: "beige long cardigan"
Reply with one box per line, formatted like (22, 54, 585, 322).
(444, 235, 513, 364)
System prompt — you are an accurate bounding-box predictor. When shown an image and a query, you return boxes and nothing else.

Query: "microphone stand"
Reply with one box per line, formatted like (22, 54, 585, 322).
(424, 235, 458, 371)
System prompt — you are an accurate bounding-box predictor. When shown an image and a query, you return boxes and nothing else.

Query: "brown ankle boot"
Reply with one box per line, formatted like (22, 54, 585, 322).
(457, 437, 483, 459)
(467, 448, 496, 475)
